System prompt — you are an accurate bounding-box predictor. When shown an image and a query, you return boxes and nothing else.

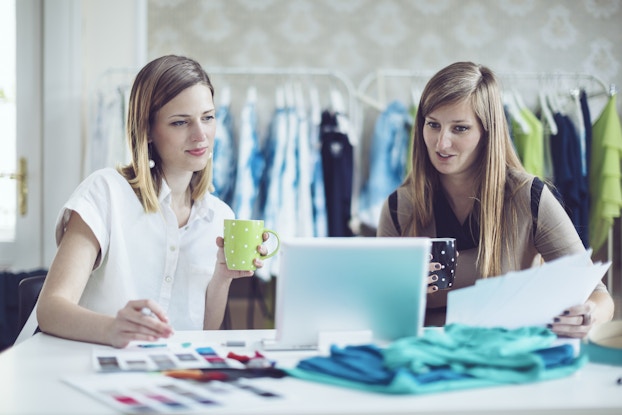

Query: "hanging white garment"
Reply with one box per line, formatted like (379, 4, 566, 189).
(295, 83, 315, 238)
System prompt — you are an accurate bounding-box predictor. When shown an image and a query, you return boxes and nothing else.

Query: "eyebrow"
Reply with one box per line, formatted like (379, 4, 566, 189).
(426, 115, 473, 123)
(167, 108, 215, 119)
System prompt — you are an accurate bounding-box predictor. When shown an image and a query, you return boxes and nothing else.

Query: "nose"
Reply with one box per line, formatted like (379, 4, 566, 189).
(436, 128, 451, 151)
(190, 121, 207, 142)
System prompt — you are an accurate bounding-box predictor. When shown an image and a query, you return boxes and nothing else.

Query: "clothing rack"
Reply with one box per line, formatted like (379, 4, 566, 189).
(93, 65, 358, 126)
(90, 65, 362, 176)
(356, 69, 617, 293)
(357, 69, 613, 111)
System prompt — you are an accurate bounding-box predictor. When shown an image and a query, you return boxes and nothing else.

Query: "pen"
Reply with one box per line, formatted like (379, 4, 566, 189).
(222, 340, 246, 347)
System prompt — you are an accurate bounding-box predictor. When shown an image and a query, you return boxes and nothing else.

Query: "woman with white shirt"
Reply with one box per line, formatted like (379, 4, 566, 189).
(37, 55, 265, 348)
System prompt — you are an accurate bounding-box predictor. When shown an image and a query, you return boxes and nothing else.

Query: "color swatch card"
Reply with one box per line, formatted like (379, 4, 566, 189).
(92, 342, 244, 372)
(63, 372, 284, 414)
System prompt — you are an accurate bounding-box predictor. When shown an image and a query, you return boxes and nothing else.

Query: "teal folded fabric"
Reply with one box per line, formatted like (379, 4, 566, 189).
(286, 324, 587, 394)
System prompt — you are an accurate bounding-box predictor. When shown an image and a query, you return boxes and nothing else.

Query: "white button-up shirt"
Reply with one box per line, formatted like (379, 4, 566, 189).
(55, 168, 234, 330)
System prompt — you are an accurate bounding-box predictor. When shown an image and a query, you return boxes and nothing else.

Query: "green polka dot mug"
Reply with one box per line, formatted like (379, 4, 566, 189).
(223, 219, 280, 271)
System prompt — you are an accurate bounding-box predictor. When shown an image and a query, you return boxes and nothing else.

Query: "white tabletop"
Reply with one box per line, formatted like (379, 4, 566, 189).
(1, 329, 621, 415)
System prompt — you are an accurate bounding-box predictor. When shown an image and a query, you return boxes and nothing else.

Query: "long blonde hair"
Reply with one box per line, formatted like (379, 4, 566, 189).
(118, 55, 215, 212)
(403, 61, 527, 278)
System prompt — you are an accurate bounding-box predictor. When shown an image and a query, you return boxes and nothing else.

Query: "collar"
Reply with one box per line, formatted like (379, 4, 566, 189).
(157, 179, 215, 223)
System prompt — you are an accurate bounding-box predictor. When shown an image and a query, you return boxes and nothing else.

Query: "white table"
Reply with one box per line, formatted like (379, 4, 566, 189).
(1, 329, 621, 415)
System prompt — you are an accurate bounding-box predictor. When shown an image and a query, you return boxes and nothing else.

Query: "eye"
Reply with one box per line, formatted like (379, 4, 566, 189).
(454, 125, 469, 133)
(426, 121, 440, 129)
(202, 115, 215, 122)
(171, 120, 187, 127)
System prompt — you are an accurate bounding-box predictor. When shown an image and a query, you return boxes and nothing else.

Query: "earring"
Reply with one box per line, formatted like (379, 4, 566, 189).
(149, 159, 155, 168)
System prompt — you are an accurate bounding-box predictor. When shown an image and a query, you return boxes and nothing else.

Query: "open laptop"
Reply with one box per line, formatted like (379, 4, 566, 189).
(263, 237, 431, 350)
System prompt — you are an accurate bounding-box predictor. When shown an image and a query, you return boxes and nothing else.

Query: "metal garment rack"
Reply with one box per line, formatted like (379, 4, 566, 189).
(357, 69, 612, 111)
(95, 66, 358, 122)
(356, 69, 617, 293)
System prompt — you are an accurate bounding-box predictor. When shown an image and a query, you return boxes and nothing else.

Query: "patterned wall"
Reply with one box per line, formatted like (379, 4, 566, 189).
(147, 0, 622, 173)
(148, 0, 621, 95)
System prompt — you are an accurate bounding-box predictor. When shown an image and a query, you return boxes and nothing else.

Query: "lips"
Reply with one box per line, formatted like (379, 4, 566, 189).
(188, 147, 207, 156)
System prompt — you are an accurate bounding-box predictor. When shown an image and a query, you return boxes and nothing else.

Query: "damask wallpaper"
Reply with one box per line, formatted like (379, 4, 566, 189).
(148, 0, 620, 97)
(148, 0, 621, 163)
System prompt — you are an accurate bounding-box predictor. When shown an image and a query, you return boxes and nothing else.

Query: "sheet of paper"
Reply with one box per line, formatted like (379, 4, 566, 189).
(446, 251, 610, 329)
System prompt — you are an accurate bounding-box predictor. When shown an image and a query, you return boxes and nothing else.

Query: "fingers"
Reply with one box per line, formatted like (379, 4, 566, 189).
(426, 258, 441, 294)
(117, 301, 174, 341)
(136, 300, 169, 322)
(256, 244, 268, 256)
(427, 273, 438, 286)
(548, 302, 595, 339)
(427, 273, 439, 293)
(429, 262, 441, 273)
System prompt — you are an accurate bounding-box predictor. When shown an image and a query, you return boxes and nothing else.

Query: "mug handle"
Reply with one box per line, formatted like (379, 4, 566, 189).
(260, 229, 280, 259)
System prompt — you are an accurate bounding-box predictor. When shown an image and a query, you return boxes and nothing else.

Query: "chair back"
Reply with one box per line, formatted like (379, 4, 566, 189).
(17, 274, 46, 335)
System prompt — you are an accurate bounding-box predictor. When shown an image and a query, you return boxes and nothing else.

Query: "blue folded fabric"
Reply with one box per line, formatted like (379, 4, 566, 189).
(287, 324, 586, 394)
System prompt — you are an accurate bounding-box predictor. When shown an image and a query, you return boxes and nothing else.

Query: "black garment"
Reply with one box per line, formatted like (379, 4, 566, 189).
(550, 113, 589, 246)
(320, 110, 354, 237)
(434, 189, 479, 251)
(579, 89, 592, 246)
(389, 178, 550, 246)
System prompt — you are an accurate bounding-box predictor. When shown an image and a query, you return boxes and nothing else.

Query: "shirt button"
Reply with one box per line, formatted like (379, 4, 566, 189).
(170, 245, 176, 252)
(165, 276, 172, 283)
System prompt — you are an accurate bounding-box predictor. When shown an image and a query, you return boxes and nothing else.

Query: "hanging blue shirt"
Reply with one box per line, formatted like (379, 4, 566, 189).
(232, 95, 263, 220)
(212, 104, 236, 206)
(359, 100, 412, 229)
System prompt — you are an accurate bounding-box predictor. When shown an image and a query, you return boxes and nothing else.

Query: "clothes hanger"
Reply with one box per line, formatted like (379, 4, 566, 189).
(220, 84, 231, 107)
(410, 80, 421, 109)
(538, 83, 558, 135)
(274, 85, 285, 109)
(308, 83, 321, 126)
(503, 90, 530, 134)
(284, 81, 295, 109)
(330, 86, 345, 114)
(246, 85, 257, 105)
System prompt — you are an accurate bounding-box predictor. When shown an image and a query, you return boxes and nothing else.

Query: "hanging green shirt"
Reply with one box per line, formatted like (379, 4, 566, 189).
(589, 94, 622, 251)
(512, 108, 545, 178)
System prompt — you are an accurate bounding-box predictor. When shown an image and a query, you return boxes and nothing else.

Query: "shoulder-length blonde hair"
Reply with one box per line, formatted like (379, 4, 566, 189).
(118, 55, 215, 213)
(402, 61, 527, 278)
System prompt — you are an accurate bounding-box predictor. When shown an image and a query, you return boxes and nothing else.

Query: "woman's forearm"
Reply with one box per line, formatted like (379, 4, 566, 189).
(203, 273, 233, 330)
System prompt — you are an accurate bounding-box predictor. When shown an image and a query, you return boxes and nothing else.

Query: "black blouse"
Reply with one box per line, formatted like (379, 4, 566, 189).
(434, 189, 479, 251)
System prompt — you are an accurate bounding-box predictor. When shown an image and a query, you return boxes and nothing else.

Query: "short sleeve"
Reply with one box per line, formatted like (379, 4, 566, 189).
(54, 169, 123, 267)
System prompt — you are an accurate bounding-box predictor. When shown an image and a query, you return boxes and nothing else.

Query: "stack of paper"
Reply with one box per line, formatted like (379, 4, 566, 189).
(446, 250, 610, 329)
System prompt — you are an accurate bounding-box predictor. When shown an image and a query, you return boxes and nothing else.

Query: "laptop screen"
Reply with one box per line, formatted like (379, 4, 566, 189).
(269, 237, 431, 350)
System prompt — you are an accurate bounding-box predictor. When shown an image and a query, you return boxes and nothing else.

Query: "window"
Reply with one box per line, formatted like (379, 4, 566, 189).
(0, 0, 16, 242)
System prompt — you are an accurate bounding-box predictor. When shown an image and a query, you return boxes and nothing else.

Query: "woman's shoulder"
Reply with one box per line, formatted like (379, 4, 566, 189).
(69, 168, 134, 203)
(81, 167, 126, 187)
(506, 169, 538, 198)
(378, 185, 413, 236)
(506, 168, 535, 186)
